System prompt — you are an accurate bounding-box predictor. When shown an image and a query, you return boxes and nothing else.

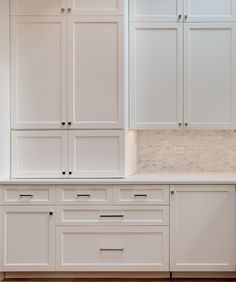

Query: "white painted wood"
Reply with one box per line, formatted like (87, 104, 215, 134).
(68, 131, 125, 178)
(11, 0, 67, 15)
(1, 206, 55, 271)
(68, 0, 124, 15)
(130, 0, 184, 22)
(0, 0, 10, 180)
(0, 186, 56, 205)
(184, 23, 236, 129)
(56, 185, 113, 205)
(170, 185, 235, 271)
(68, 16, 124, 129)
(11, 17, 67, 129)
(56, 205, 169, 226)
(11, 131, 67, 178)
(56, 226, 169, 271)
(113, 185, 170, 205)
(130, 23, 184, 129)
(184, 0, 236, 22)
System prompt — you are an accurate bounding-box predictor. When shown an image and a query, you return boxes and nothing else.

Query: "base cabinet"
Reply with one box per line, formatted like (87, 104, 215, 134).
(170, 185, 236, 271)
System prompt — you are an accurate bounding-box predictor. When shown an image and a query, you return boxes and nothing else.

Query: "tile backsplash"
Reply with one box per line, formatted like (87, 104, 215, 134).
(138, 130, 236, 172)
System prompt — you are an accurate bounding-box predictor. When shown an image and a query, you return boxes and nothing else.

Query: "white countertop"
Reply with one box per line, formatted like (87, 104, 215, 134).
(1, 172, 236, 185)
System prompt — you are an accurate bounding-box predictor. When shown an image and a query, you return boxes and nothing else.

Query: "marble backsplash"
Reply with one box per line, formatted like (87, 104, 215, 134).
(138, 130, 236, 172)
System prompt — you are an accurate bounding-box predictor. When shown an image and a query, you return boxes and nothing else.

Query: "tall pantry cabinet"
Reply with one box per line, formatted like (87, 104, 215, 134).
(10, 0, 137, 178)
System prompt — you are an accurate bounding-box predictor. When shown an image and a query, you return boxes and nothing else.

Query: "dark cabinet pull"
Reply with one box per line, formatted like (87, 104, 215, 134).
(49, 211, 53, 216)
(68, 7, 72, 13)
(68, 122, 72, 126)
(20, 194, 34, 197)
(69, 171, 72, 175)
(62, 171, 66, 175)
(134, 194, 147, 198)
(100, 215, 124, 218)
(100, 248, 124, 252)
(61, 122, 66, 126)
(77, 194, 91, 198)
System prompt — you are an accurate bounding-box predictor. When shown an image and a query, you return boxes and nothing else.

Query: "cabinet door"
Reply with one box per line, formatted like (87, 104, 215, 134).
(184, 0, 236, 22)
(11, 0, 67, 15)
(11, 131, 67, 178)
(56, 226, 169, 271)
(184, 23, 236, 129)
(1, 206, 55, 271)
(130, 23, 183, 129)
(67, 0, 124, 15)
(68, 16, 124, 129)
(11, 17, 67, 129)
(130, 0, 184, 22)
(170, 185, 235, 271)
(68, 130, 125, 178)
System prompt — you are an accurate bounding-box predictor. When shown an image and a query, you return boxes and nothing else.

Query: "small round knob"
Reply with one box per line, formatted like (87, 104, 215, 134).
(68, 7, 72, 13)
(178, 14, 182, 20)
(69, 171, 72, 175)
(185, 122, 188, 127)
(184, 14, 188, 20)
(171, 190, 175, 195)
(68, 121, 72, 126)
(62, 171, 66, 175)
(61, 8, 65, 13)
(62, 122, 66, 126)
(178, 122, 182, 127)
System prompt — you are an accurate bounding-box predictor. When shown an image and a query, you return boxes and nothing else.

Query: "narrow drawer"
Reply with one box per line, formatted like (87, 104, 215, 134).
(56, 226, 169, 271)
(113, 185, 170, 205)
(56, 185, 113, 205)
(56, 206, 169, 226)
(0, 186, 56, 205)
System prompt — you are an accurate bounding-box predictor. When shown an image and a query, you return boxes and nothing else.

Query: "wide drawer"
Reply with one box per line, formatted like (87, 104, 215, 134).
(56, 205, 169, 226)
(56, 185, 113, 205)
(56, 226, 169, 271)
(113, 185, 170, 205)
(0, 186, 56, 205)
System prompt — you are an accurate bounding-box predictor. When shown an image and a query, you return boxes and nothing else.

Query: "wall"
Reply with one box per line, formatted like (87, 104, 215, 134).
(138, 131, 236, 172)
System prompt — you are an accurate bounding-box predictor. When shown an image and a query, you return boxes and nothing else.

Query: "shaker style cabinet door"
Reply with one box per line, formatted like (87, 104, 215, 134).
(130, 0, 184, 22)
(130, 23, 183, 129)
(184, 0, 236, 22)
(11, 131, 67, 178)
(68, 16, 124, 129)
(11, 17, 67, 129)
(67, 0, 124, 15)
(184, 23, 236, 129)
(10, 0, 67, 15)
(170, 185, 235, 271)
(1, 206, 55, 271)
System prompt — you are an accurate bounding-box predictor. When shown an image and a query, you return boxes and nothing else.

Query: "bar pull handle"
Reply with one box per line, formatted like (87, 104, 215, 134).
(77, 194, 91, 198)
(19, 194, 34, 198)
(100, 248, 124, 252)
(100, 215, 124, 219)
(134, 194, 147, 198)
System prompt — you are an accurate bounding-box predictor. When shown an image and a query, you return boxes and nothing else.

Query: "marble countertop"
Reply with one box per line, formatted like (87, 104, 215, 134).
(1, 172, 236, 185)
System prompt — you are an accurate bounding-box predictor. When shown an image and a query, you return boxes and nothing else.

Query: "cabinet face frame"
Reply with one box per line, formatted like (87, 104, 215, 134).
(130, 0, 184, 22)
(184, 23, 236, 129)
(11, 16, 68, 130)
(184, 0, 236, 22)
(130, 22, 184, 129)
(170, 185, 236, 271)
(67, 16, 124, 129)
(0, 206, 56, 271)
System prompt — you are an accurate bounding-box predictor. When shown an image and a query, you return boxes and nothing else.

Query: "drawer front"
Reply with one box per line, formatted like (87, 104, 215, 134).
(56, 226, 169, 271)
(0, 186, 56, 205)
(113, 185, 170, 205)
(56, 206, 169, 226)
(56, 186, 113, 205)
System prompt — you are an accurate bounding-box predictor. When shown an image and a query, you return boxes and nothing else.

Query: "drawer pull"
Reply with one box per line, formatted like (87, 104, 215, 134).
(134, 194, 147, 198)
(100, 248, 124, 252)
(100, 215, 124, 218)
(77, 194, 91, 198)
(19, 194, 34, 198)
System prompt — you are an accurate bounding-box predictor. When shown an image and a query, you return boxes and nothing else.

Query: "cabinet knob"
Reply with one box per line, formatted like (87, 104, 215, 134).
(178, 122, 182, 127)
(61, 8, 65, 13)
(62, 122, 66, 126)
(69, 171, 72, 175)
(171, 190, 175, 195)
(49, 211, 53, 216)
(68, 121, 72, 126)
(62, 171, 66, 175)
(178, 14, 182, 19)
(184, 14, 188, 20)
(185, 122, 188, 127)
(68, 7, 72, 13)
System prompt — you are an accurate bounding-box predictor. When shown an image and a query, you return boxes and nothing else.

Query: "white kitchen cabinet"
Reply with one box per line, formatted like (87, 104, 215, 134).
(56, 226, 169, 271)
(68, 0, 124, 15)
(170, 185, 235, 271)
(68, 131, 125, 178)
(68, 16, 124, 129)
(11, 16, 67, 129)
(130, 23, 183, 129)
(130, 0, 184, 22)
(11, 131, 67, 178)
(1, 206, 55, 271)
(184, 0, 236, 22)
(184, 23, 236, 129)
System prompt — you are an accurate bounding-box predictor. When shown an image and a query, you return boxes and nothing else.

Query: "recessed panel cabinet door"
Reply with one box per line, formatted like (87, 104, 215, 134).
(130, 0, 184, 22)
(11, 17, 67, 129)
(130, 23, 183, 129)
(170, 185, 235, 271)
(68, 17, 124, 129)
(184, 0, 236, 22)
(11, 131, 67, 178)
(1, 206, 55, 271)
(184, 23, 236, 129)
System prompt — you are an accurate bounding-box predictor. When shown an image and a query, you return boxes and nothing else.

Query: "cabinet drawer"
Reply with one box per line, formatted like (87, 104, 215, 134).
(56, 206, 169, 226)
(0, 186, 56, 205)
(113, 185, 170, 205)
(56, 186, 112, 205)
(56, 226, 169, 271)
